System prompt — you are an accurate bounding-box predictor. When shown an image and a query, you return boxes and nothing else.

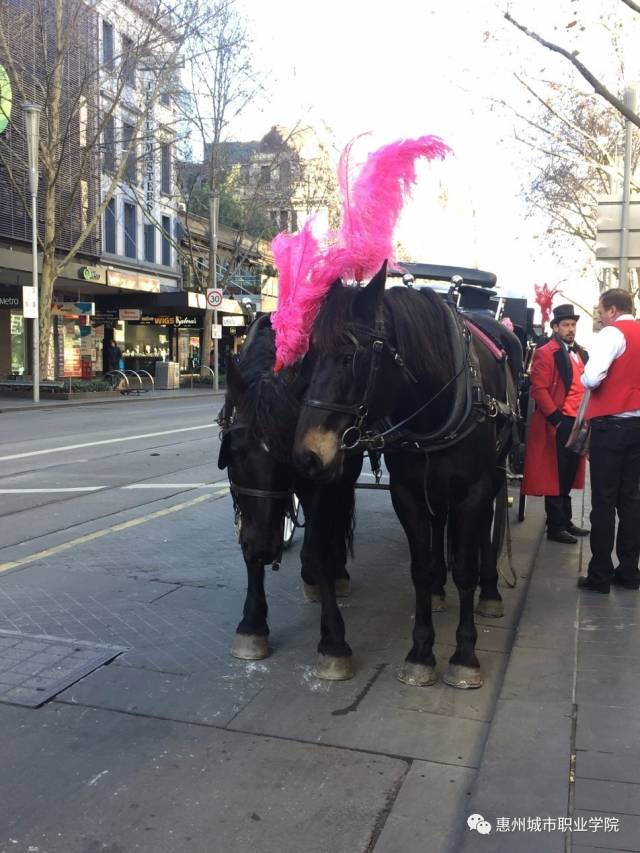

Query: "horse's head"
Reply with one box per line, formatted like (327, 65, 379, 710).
(293, 262, 401, 481)
(218, 343, 296, 566)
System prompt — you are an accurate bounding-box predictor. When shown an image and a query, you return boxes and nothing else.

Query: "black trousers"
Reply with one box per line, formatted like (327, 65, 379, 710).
(545, 415, 580, 534)
(588, 417, 640, 585)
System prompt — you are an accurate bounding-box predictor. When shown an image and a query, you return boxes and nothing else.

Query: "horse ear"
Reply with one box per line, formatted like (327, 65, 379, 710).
(226, 354, 246, 401)
(355, 260, 387, 321)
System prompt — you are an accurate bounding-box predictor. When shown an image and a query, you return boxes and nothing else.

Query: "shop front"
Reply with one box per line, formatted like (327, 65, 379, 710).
(0, 285, 28, 377)
(51, 300, 96, 379)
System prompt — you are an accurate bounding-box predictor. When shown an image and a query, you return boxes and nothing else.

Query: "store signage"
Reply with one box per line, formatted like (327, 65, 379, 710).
(107, 269, 160, 292)
(79, 266, 102, 282)
(0, 64, 11, 135)
(51, 301, 95, 316)
(0, 285, 21, 308)
(143, 79, 155, 212)
(212, 324, 222, 339)
(130, 314, 197, 327)
(119, 308, 142, 321)
(22, 286, 38, 318)
(222, 315, 244, 327)
(176, 315, 198, 327)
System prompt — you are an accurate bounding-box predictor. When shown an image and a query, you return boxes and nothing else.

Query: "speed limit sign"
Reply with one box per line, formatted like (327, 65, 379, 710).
(206, 288, 223, 308)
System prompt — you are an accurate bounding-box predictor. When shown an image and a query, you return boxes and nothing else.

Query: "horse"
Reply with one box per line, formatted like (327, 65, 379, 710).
(293, 263, 521, 688)
(217, 315, 360, 665)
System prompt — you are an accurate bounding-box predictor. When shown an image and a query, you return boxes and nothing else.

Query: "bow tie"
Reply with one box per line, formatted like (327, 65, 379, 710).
(567, 344, 577, 353)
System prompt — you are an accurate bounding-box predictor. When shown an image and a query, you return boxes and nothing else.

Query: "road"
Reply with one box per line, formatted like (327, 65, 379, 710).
(0, 397, 225, 562)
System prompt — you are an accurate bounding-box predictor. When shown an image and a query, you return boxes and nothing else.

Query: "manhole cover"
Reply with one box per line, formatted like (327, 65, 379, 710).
(0, 630, 126, 708)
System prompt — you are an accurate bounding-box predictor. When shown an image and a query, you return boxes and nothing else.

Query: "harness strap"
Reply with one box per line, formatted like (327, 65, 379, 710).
(228, 481, 292, 500)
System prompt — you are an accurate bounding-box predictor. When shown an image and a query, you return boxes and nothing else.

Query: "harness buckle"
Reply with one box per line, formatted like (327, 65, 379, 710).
(372, 339, 384, 353)
(341, 425, 363, 450)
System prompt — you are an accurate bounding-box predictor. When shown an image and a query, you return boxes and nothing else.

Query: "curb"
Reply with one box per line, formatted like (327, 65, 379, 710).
(0, 389, 225, 414)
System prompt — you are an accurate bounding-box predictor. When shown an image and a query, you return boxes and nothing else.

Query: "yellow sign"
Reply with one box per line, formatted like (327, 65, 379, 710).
(0, 64, 11, 135)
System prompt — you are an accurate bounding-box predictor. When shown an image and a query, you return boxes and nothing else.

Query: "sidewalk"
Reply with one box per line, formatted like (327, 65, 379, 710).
(0, 386, 224, 413)
(0, 480, 637, 852)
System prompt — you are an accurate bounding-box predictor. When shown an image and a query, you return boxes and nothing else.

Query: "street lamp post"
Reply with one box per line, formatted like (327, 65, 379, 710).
(208, 190, 219, 393)
(22, 102, 41, 402)
(620, 85, 637, 291)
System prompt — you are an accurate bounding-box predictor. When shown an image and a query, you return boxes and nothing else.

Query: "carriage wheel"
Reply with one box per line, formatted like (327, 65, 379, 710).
(282, 494, 301, 550)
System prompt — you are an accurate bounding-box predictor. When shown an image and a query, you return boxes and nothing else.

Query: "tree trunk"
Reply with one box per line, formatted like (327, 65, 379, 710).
(201, 307, 213, 377)
(39, 248, 57, 379)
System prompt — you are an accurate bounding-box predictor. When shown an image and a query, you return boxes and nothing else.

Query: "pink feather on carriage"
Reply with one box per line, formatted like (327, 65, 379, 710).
(271, 134, 452, 371)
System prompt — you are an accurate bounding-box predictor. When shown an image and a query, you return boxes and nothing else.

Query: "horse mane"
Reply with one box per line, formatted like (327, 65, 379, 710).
(312, 284, 455, 386)
(232, 315, 302, 461)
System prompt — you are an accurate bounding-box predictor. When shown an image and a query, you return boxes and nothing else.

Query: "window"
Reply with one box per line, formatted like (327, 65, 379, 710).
(160, 91, 170, 107)
(161, 215, 171, 266)
(259, 165, 270, 185)
(103, 116, 115, 173)
(291, 209, 298, 231)
(102, 21, 114, 68)
(279, 209, 288, 231)
(121, 121, 136, 184)
(121, 35, 136, 88)
(240, 164, 250, 184)
(124, 202, 137, 258)
(104, 198, 116, 253)
(160, 143, 171, 195)
(144, 223, 155, 262)
(279, 160, 291, 185)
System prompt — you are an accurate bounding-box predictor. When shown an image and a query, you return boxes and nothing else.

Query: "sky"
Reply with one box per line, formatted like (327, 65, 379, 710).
(229, 0, 638, 328)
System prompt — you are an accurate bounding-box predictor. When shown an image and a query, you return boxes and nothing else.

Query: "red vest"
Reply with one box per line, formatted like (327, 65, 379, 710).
(587, 320, 640, 418)
(562, 353, 585, 417)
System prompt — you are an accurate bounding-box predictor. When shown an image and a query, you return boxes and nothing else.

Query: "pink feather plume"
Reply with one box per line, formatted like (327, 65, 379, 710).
(534, 283, 560, 328)
(271, 134, 451, 369)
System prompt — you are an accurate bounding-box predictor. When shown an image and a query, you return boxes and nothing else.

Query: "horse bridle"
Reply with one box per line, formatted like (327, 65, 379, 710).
(304, 319, 419, 451)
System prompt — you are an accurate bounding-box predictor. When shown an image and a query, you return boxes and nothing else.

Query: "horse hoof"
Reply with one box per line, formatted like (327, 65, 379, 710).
(476, 598, 504, 618)
(432, 594, 447, 612)
(313, 653, 353, 681)
(335, 578, 351, 598)
(231, 634, 269, 661)
(397, 662, 437, 687)
(442, 664, 483, 689)
(303, 583, 321, 603)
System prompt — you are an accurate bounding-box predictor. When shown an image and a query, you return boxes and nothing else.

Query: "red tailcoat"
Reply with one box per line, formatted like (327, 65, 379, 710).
(521, 338, 587, 496)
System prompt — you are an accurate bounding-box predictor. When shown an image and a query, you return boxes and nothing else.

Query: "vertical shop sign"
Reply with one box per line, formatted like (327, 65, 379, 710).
(143, 79, 155, 213)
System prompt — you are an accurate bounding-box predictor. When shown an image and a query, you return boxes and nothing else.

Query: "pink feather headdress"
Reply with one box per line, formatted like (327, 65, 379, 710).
(271, 134, 451, 370)
(534, 283, 560, 328)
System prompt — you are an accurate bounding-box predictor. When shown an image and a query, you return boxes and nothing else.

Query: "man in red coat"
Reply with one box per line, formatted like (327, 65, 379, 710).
(578, 288, 640, 593)
(522, 304, 589, 543)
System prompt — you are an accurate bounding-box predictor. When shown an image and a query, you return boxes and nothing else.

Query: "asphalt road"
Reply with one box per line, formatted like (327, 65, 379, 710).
(0, 397, 225, 555)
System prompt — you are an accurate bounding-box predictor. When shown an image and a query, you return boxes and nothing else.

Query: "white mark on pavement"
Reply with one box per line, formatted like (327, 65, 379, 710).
(88, 770, 110, 787)
(0, 488, 104, 494)
(0, 423, 214, 462)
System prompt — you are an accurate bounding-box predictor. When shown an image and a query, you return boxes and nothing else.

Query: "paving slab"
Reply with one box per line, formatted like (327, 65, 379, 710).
(373, 760, 476, 853)
(0, 702, 408, 853)
(572, 810, 640, 852)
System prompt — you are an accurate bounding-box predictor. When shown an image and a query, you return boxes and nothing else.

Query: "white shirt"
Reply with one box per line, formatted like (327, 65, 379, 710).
(581, 314, 640, 417)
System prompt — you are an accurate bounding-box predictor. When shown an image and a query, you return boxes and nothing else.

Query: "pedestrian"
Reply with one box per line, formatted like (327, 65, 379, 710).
(578, 288, 640, 593)
(106, 338, 123, 373)
(522, 303, 590, 543)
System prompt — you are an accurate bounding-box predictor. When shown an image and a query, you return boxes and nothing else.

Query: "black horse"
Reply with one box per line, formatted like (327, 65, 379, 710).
(218, 315, 360, 667)
(293, 263, 521, 688)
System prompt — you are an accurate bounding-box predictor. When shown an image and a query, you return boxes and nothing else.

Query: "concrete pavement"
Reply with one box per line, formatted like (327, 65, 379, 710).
(0, 460, 637, 852)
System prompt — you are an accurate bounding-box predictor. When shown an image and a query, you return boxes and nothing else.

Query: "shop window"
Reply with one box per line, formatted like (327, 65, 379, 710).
(161, 215, 171, 266)
(10, 314, 27, 376)
(104, 198, 116, 253)
(144, 223, 155, 262)
(160, 143, 171, 195)
(124, 202, 137, 258)
(102, 21, 114, 68)
(121, 121, 136, 185)
(121, 34, 136, 88)
(103, 116, 115, 173)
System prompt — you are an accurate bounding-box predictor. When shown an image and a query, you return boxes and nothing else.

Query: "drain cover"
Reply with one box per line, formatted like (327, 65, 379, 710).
(0, 630, 125, 708)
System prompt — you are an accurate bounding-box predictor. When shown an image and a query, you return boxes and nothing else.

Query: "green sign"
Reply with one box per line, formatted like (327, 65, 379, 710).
(79, 266, 101, 281)
(0, 64, 11, 135)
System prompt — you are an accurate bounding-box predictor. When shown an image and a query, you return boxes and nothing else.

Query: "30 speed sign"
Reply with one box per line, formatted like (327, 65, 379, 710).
(206, 288, 223, 308)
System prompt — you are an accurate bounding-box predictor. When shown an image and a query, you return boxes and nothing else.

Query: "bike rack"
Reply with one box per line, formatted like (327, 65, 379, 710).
(105, 369, 130, 390)
(137, 369, 154, 392)
(123, 369, 144, 394)
(202, 366, 215, 387)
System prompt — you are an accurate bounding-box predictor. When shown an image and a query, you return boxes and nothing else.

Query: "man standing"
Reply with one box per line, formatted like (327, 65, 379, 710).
(578, 289, 640, 593)
(522, 303, 590, 543)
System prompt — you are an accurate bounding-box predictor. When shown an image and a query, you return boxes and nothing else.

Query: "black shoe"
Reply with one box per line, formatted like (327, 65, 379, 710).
(548, 530, 578, 544)
(612, 569, 640, 590)
(577, 576, 610, 594)
(566, 523, 590, 537)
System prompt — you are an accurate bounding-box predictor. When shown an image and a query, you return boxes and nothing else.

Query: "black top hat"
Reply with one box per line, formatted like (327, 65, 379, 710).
(551, 303, 579, 324)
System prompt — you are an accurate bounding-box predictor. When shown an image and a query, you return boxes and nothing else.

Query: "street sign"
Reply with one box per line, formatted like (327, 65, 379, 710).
(212, 324, 222, 339)
(596, 197, 640, 261)
(222, 315, 244, 326)
(22, 286, 38, 319)
(206, 288, 223, 308)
